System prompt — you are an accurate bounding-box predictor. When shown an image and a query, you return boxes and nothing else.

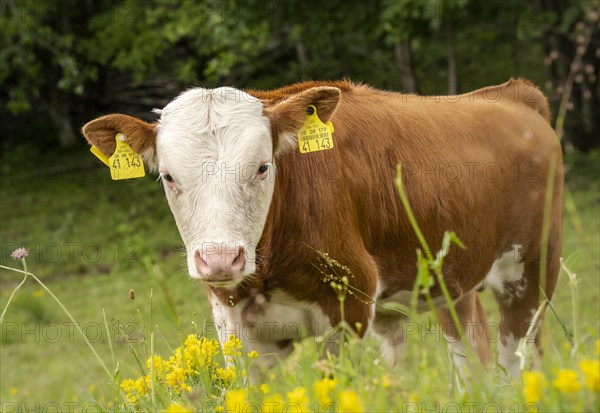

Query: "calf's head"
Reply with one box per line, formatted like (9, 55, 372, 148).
(82, 86, 340, 288)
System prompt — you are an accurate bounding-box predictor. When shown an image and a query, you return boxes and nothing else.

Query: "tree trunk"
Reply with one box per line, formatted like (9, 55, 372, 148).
(46, 91, 77, 148)
(295, 39, 308, 78)
(394, 39, 418, 94)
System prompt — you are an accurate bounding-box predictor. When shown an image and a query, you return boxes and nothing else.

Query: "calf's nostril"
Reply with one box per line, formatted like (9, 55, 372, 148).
(195, 249, 209, 273)
(231, 247, 245, 269)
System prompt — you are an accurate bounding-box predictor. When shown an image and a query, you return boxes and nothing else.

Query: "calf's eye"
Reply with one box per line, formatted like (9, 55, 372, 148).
(258, 164, 269, 174)
(163, 174, 174, 183)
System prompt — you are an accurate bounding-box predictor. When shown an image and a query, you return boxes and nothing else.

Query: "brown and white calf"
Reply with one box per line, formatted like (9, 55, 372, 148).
(82, 79, 563, 380)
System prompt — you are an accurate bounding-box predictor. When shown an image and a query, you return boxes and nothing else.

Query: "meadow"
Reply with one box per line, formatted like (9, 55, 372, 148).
(0, 147, 598, 412)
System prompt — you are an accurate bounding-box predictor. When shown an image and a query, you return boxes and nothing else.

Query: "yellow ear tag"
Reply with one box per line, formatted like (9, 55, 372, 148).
(297, 105, 334, 154)
(108, 133, 145, 180)
(90, 145, 110, 167)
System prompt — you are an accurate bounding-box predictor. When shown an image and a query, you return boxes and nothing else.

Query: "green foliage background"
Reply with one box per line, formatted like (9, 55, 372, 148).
(1, 0, 599, 151)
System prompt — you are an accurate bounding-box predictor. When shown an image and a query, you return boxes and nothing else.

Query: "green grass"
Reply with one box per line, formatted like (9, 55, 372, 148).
(1, 147, 598, 411)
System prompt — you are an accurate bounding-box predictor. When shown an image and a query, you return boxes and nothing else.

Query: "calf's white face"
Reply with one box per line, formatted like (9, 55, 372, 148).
(81, 85, 341, 289)
(156, 88, 273, 286)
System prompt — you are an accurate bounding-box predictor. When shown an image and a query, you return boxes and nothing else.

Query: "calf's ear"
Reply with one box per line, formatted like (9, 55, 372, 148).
(264, 86, 341, 155)
(81, 114, 158, 168)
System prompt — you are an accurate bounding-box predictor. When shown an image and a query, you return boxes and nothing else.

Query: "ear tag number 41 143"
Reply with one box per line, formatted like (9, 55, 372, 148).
(108, 133, 145, 180)
(298, 105, 334, 154)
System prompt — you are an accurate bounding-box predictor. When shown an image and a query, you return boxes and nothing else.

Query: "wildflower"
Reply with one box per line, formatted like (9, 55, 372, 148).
(287, 387, 309, 412)
(225, 389, 248, 412)
(215, 366, 237, 384)
(553, 369, 582, 394)
(182, 334, 220, 374)
(166, 366, 192, 393)
(381, 373, 392, 389)
(223, 335, 243, 358)
(523, 371, 548, 404)
(578, 359, 599, 392)
(248, 350, 259, 359)
(262, 394, 284, 413)
(31, 289, 45, 298)
(147, 354, 166, 379)
(10, 247, 28, 260)
(10, 387, 17, 396)
(260, 383, 270, 394)
(339, 389, 364, 412)
(313, 377, 337, 405)
(163, 403, 191, 413)
(121, 377, 148, 404)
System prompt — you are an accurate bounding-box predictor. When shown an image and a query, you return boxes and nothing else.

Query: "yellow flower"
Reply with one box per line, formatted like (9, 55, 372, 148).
(10, 387, 17, 396)
(225, 389, 248, 412)
(260, 383, 270, 394)
(596, 339, 600, 356)
(182, 334, 220, 374)
(262, 394, 284, 413)
(223, 335, 243, 358)
(163, 403, 191, 413)
(338, 389, 364, 412)
(215, 366, 237, 384)
(313, 377, 337, 405)
(381, 373, 392, 389)
(120, 376, 149, 404)
(553, 369, 582, 394)
(522, 371, 548, 404)
(32, 289, 45, 298)
(166, 366, 192, 393)
(147, 354, 166, 379)
(578, 359, 600, 392)
(286, 387, 309, 412)
(248, 350, 259, 359)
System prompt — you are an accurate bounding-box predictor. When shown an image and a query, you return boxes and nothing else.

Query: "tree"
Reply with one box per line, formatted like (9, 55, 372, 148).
(0, 0, 103, 147)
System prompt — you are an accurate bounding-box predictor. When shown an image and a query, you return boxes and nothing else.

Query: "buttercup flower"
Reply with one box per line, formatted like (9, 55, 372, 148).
(339, 389, 364, 412)
(523, 371, 548, 404)
(225, 388, 248, 412)
(578, 359, 599, 392)
(163, 403, 191, 413)
(10, 247, 28, 260)
(313, 377, 337, 405)
(553, 369, 582, 394)
(286, 387, 309, 412)
(262, 394, 284, 413)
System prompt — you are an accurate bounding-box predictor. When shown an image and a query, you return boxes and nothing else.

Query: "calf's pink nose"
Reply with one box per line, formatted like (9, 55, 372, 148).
(195, 246, 245, 281)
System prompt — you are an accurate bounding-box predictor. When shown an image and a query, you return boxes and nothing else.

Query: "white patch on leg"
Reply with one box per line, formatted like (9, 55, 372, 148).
(498, 332, 521, 379)
(377, 331, 407, 367)
(486, 244, 525, 305)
